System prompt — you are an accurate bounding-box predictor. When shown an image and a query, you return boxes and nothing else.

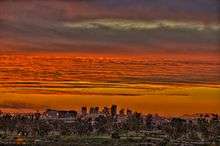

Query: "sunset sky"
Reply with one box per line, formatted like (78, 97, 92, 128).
(0, 0, 219, 116)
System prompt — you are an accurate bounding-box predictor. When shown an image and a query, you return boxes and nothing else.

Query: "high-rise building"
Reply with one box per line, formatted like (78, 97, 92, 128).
(81, 106, 87, 115)
(127, 109, 132, 117)
(45, 109, 59, 118)
(102, 106, 110, 115)
(111, 105, 117, 117)
(119, 108, 125, 116)
(89, 107, 95, 114)
(94, 106, 99, 114)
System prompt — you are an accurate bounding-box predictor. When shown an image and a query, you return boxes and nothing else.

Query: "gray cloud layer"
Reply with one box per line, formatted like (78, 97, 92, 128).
(0, 0, 219, 54)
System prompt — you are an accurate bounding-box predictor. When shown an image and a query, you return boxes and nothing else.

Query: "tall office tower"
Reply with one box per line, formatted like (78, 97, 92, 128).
(81, 106, 87, 115)
(111, 105, 117, 117)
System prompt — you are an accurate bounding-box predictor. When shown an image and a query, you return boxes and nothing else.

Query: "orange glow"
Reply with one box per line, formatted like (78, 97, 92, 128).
(1, 0, 219, 117)
(0, 53, 219, 116)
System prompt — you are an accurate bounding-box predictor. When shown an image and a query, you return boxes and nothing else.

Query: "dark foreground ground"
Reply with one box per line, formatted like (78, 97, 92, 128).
(1, 134, 219, 146)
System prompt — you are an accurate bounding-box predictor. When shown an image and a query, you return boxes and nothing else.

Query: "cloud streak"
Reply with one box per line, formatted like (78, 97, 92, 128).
(64, 19, 220, 32)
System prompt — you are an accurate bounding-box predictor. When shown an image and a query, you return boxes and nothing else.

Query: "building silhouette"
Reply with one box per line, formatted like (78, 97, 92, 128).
(81, 107, 87, 115)
(111, 105, 117, 117)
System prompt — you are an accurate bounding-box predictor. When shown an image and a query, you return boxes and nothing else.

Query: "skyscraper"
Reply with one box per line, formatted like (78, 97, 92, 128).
(102, 106, 110, 115)
(111, 105, 117, 117)
(94, 107, 99, 114)
(81, 106, 87, 115)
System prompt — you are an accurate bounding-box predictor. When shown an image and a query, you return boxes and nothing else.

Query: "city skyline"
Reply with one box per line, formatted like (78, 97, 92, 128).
(1, 104, 219, 145)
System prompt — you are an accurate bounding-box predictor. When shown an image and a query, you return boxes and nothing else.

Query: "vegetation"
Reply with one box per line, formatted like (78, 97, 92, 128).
(0, 112, 220, 145)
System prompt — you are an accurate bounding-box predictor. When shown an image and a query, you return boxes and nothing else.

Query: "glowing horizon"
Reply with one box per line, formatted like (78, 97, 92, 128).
(0, 0, 219, 116)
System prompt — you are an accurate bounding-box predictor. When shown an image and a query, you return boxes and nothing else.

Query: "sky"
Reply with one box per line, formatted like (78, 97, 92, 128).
(0, 0, 219, 115)
(0, 0, 219, 55)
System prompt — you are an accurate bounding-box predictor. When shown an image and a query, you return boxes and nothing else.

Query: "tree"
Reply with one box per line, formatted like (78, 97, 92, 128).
(127, 112, 143, 132)
(94, 115, 108, 134)
(111, 131, 120, 139)
(170, 118, 187, 139)
(145, 114, 153, 130)
(74, 118, 92, 135)
(197, 118, 209, 140)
